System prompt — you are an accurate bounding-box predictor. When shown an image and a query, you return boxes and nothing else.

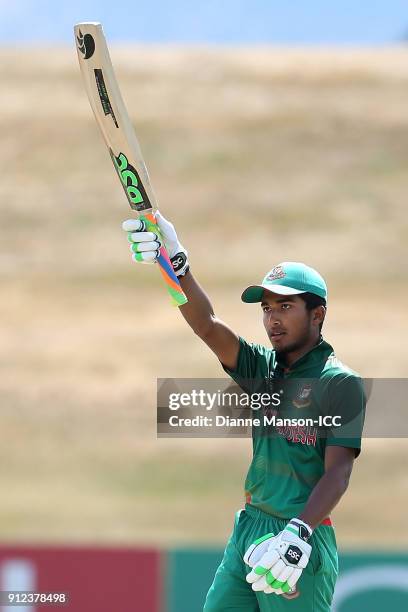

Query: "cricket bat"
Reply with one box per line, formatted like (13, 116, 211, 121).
(74, 22, 187, 306)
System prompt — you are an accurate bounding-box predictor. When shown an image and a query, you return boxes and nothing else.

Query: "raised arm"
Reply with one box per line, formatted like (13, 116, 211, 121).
(123, 212, 240, 369)
(178, 271, 239, 369)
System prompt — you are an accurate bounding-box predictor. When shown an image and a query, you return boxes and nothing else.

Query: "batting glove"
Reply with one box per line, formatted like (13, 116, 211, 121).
(122, 211, 189, 277)
(244, 518, 312, 595)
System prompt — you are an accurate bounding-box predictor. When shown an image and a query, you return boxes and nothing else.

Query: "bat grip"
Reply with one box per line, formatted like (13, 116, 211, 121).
(140, 212, 188, 307)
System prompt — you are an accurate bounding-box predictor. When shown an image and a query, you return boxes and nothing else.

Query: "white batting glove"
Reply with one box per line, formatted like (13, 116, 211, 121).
(244, 519, 312, 595)
(122, 211, 189, 277)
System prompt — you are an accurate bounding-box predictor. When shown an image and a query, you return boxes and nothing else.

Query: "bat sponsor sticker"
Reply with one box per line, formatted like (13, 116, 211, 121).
(110, 150, 152, 211)
(76, 29, 95, 59)
(94, 69, 119, 128)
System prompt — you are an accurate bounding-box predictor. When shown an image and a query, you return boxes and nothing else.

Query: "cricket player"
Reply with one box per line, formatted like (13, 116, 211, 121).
(122, 212, 365, 611)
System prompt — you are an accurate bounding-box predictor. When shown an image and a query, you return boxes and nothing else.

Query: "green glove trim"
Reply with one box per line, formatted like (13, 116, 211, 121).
(266, 572, 290, 592)
(252, 533, 275, 546)
(266, 571, 279, 586)
(285, 526, 299, 536)
(254, 565, 268, 576)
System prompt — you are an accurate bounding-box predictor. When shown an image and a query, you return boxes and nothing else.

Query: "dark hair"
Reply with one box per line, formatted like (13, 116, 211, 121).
(298, 292, 327, 332)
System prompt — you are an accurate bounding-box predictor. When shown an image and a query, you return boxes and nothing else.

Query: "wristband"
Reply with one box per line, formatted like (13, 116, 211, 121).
(170, 251, 189, 277)
(286, 518, 313, 542)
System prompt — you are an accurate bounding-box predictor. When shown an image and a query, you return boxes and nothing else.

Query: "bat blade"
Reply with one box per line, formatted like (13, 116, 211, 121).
(74, 22, 187, 306)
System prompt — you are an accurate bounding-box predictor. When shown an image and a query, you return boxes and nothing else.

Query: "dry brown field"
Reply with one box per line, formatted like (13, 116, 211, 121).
(0, 46, 407, 547)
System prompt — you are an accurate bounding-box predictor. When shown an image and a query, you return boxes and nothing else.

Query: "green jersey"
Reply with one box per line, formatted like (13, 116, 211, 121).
(223, 337, 365, 519)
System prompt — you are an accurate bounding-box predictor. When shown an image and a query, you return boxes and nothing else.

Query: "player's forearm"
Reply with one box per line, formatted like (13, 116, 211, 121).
(123, 213, 239, 367)
(297, 465, 351, 530)
(179, 270, 216, 337)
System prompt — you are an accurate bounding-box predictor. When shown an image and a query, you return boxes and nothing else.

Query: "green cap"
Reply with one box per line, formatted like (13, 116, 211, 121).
(241, 262, 327, 303)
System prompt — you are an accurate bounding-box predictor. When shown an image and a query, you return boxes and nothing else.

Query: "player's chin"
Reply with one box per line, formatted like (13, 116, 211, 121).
(269, 333, 289, 349)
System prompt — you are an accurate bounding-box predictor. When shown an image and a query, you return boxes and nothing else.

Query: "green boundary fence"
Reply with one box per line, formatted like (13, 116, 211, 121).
(166, 549, 408, 612)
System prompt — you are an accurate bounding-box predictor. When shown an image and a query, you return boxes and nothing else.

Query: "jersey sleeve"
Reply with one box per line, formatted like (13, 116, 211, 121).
(325, 374, 366, 457)
(221, 336, 269, 394)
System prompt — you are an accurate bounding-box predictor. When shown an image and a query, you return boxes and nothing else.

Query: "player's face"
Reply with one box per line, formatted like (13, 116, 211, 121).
(261, 292, 319, 355)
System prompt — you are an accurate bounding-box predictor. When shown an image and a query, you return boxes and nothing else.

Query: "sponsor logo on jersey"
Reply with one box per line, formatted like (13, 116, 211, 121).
(293, 383, 312, 408)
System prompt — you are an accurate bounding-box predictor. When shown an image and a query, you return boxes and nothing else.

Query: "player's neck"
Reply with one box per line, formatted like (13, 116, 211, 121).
(278, 335, 321, 369)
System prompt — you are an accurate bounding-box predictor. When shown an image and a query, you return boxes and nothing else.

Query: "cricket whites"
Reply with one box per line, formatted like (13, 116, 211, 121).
(74, 22, 187, 306)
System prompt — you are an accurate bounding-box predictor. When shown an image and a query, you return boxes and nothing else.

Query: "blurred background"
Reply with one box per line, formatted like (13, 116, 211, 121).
(0, 1, 407, 610)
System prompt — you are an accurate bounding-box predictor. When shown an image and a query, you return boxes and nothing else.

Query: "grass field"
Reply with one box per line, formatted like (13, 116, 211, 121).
(0, 46, 407, 548)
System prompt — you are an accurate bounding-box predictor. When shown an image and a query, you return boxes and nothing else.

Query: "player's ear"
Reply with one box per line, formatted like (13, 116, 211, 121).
(313, 305, 326, 326)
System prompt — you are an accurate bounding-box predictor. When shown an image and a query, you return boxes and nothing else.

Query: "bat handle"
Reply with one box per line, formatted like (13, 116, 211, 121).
(140, 212, 188, 307)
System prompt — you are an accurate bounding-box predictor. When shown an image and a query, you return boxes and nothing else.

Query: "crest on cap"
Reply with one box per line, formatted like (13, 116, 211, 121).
(267, 265, 286, 281)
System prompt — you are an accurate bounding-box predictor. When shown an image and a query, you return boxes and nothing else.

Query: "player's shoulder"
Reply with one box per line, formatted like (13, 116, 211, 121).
(321, 345, 362, 381)
(320, 352, 365, 402)
(239, 336, 275, 356)
(239, 337, 275, 361)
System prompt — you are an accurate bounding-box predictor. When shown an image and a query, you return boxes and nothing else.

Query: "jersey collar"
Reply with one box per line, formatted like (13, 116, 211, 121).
(275, 338, 334, 375)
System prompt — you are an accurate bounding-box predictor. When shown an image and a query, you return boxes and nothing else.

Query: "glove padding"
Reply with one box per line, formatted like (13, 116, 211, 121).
(122, 211, 189, 277)
(244, 519, 312, 596)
